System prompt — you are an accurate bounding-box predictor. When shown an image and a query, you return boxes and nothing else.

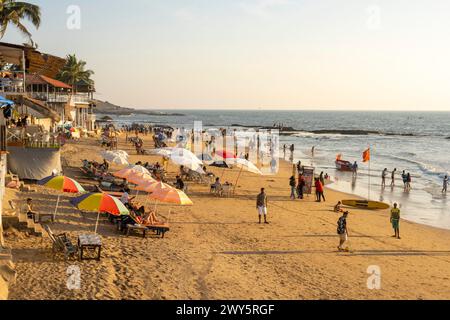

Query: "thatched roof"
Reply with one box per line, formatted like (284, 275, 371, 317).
(0, 42, 66, 78)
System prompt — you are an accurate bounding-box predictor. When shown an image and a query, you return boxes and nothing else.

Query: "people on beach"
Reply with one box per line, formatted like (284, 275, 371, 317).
(390, 168, 397, 187)
(402, 170, 407, 191)
(319, 171, 325, 186)
(296, 161, 302, 175)
(26, 198, 37, 220)
(352, 161, 358, 176)
(442, 175, 448, 193)
(256, 188, 268, 224)
(337, 211, 349, 251)
(120, 188, 135, 208)
(381, 168, 388, 188)
(334, 201, 343, 213)
(289, 176, 296, 200)
(297, 174, 305, 199)
(406, 173, 412, 191)
(315, 178, 325, 202)
(390, 203, 401, 239)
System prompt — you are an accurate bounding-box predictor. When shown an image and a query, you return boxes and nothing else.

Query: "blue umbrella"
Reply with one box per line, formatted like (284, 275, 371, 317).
(0, 96, 14, 108)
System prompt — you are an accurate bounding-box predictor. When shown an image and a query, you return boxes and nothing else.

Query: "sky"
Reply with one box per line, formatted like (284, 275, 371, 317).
(2, 0, 450, 111)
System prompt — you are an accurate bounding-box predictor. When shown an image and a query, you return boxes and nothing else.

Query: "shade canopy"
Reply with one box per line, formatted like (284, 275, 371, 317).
(150, 187, 193, 205)
(230, 158, 262, 175)
(38, 175, 85, 193)
(71, 193, 129, 216)
(142, 181, 173, 194)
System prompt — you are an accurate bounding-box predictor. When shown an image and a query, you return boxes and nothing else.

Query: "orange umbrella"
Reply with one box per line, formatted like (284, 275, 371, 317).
(113, 168, 136, 179)
(127, 172, 155, 185)
(150, 188, 193, 205)
(142, 181, 173, 194)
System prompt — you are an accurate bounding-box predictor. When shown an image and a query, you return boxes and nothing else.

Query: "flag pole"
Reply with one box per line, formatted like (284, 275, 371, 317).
(368, 147, 371, 200)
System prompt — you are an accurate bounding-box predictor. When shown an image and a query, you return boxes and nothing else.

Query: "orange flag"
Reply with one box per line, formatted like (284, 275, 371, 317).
(362, 148, 371, 163)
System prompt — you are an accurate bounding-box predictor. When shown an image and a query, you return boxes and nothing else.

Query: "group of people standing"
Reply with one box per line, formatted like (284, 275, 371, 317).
(381, 168, 412, 192)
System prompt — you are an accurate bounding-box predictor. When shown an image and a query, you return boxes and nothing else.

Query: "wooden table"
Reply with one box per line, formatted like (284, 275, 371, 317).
(126, 224, 148, 238)
(34, 213, 55, 224)
(78, 234, 102, 261)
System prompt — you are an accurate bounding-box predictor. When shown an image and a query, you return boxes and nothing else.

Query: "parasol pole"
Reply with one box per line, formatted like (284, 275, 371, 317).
(94, 211, 100, 234)
(53, 194, 61, 221)
(233, 167, 243, 194)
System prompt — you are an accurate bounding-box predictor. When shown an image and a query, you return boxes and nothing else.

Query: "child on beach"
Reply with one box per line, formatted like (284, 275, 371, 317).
(334, 201, 343, 213)
(390, 203, 401, 239)
(337, 211, 349, 251)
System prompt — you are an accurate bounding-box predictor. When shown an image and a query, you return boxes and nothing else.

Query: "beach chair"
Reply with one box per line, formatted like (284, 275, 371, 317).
(43, 225, 78, 260)
(221, 184, 232, 198)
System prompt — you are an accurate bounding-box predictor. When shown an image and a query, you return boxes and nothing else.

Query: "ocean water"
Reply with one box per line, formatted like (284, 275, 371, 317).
(99, 110, 450, 230)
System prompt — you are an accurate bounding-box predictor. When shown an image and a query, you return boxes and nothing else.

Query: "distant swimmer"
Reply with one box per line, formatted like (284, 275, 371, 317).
(311, 146, 315, 158)
(381, 168, 388, 188)
(443, 175, 449, 193)
(390, 168, 397, 187)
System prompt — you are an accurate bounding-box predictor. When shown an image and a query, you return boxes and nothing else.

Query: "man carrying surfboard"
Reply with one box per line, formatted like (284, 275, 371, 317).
(390, 203, 401, 239)
(337, 211, 349, 251)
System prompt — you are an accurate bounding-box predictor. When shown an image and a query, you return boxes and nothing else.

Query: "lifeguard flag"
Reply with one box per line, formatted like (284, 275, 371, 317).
(362, 148, 371, 162)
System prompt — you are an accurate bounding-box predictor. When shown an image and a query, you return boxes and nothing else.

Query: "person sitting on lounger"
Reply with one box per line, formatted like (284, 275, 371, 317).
(211, 177, 223, 195)
(175, 176, 185, 190)
(120, 188, 135, 208)
(143, 210, 164, 226)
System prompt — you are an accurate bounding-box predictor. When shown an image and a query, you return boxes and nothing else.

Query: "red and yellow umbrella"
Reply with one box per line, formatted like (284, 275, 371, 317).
(38, 175, 85, 193)
(71, 193, 129, 216)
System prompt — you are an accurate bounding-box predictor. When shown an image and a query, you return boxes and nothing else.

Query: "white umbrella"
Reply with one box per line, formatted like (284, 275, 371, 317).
(154, 148, 203, 165)
(229, 158, 262, 194)
(127, 165, 150, 175)
(101, 151, 129, 165)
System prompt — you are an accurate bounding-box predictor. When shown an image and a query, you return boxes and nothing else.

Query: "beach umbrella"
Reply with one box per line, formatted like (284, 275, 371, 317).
(127, 165, 150, 175)
(101, 152, 129, 166)
(228, 158, 262, 194)
(150, 187, 193, 206)
(113, 168, 136, 179)
(128, 173, 156, 186)
(154, 148, 203, 164)
(38, 175, 86, 220)
(71, 192, 129, 233)
(135, 180, 158, 192)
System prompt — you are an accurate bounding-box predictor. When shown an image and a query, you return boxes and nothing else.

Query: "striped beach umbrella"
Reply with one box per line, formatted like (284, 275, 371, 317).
(113, 168, 136, 179)
(38, 175, 85, 221)
(71, 193, 129, 216)
(71, 193, 130, 233)
(38, 175, 85, 193)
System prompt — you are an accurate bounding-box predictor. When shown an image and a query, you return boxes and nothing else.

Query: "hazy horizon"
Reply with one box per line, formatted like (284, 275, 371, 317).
(3, 0, 450, 111)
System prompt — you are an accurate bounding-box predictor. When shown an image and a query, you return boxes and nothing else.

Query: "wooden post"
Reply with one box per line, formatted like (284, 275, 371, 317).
(233, 167, 243, 194)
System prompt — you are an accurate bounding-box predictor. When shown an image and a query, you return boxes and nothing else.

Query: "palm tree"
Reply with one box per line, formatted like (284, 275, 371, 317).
(0, 0, 41, 40)
(57, 54, 95, 92)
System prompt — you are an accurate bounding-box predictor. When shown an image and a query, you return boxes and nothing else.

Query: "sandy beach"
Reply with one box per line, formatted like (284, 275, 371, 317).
(3, 132, 450, 300)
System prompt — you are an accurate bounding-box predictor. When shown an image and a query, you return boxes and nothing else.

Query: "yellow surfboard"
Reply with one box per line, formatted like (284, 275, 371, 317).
(342, 200, 390, 210)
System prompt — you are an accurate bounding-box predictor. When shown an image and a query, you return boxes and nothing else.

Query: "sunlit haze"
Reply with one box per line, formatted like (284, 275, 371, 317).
(3, 0, 450, 111)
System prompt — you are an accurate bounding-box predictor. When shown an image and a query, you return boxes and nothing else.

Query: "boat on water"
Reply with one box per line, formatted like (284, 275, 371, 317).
(335, 154, 354, 171)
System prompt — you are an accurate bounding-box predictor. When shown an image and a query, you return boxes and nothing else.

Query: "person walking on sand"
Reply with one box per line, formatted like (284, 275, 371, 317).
(319, 171, 325, 186)
(442, 175, 449, 193)
(315, 178, 325, 202)
(390, 168, 397, 187)
(381, 168, 388, 188)
(390, 203, 401, 239)
(256, 188, 269, 224)
(337, 211, 349, 251)
(289, 176, 296, 200)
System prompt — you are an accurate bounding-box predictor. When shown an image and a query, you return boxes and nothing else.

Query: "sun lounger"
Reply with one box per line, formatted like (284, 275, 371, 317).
(43, 225, 78, 260)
